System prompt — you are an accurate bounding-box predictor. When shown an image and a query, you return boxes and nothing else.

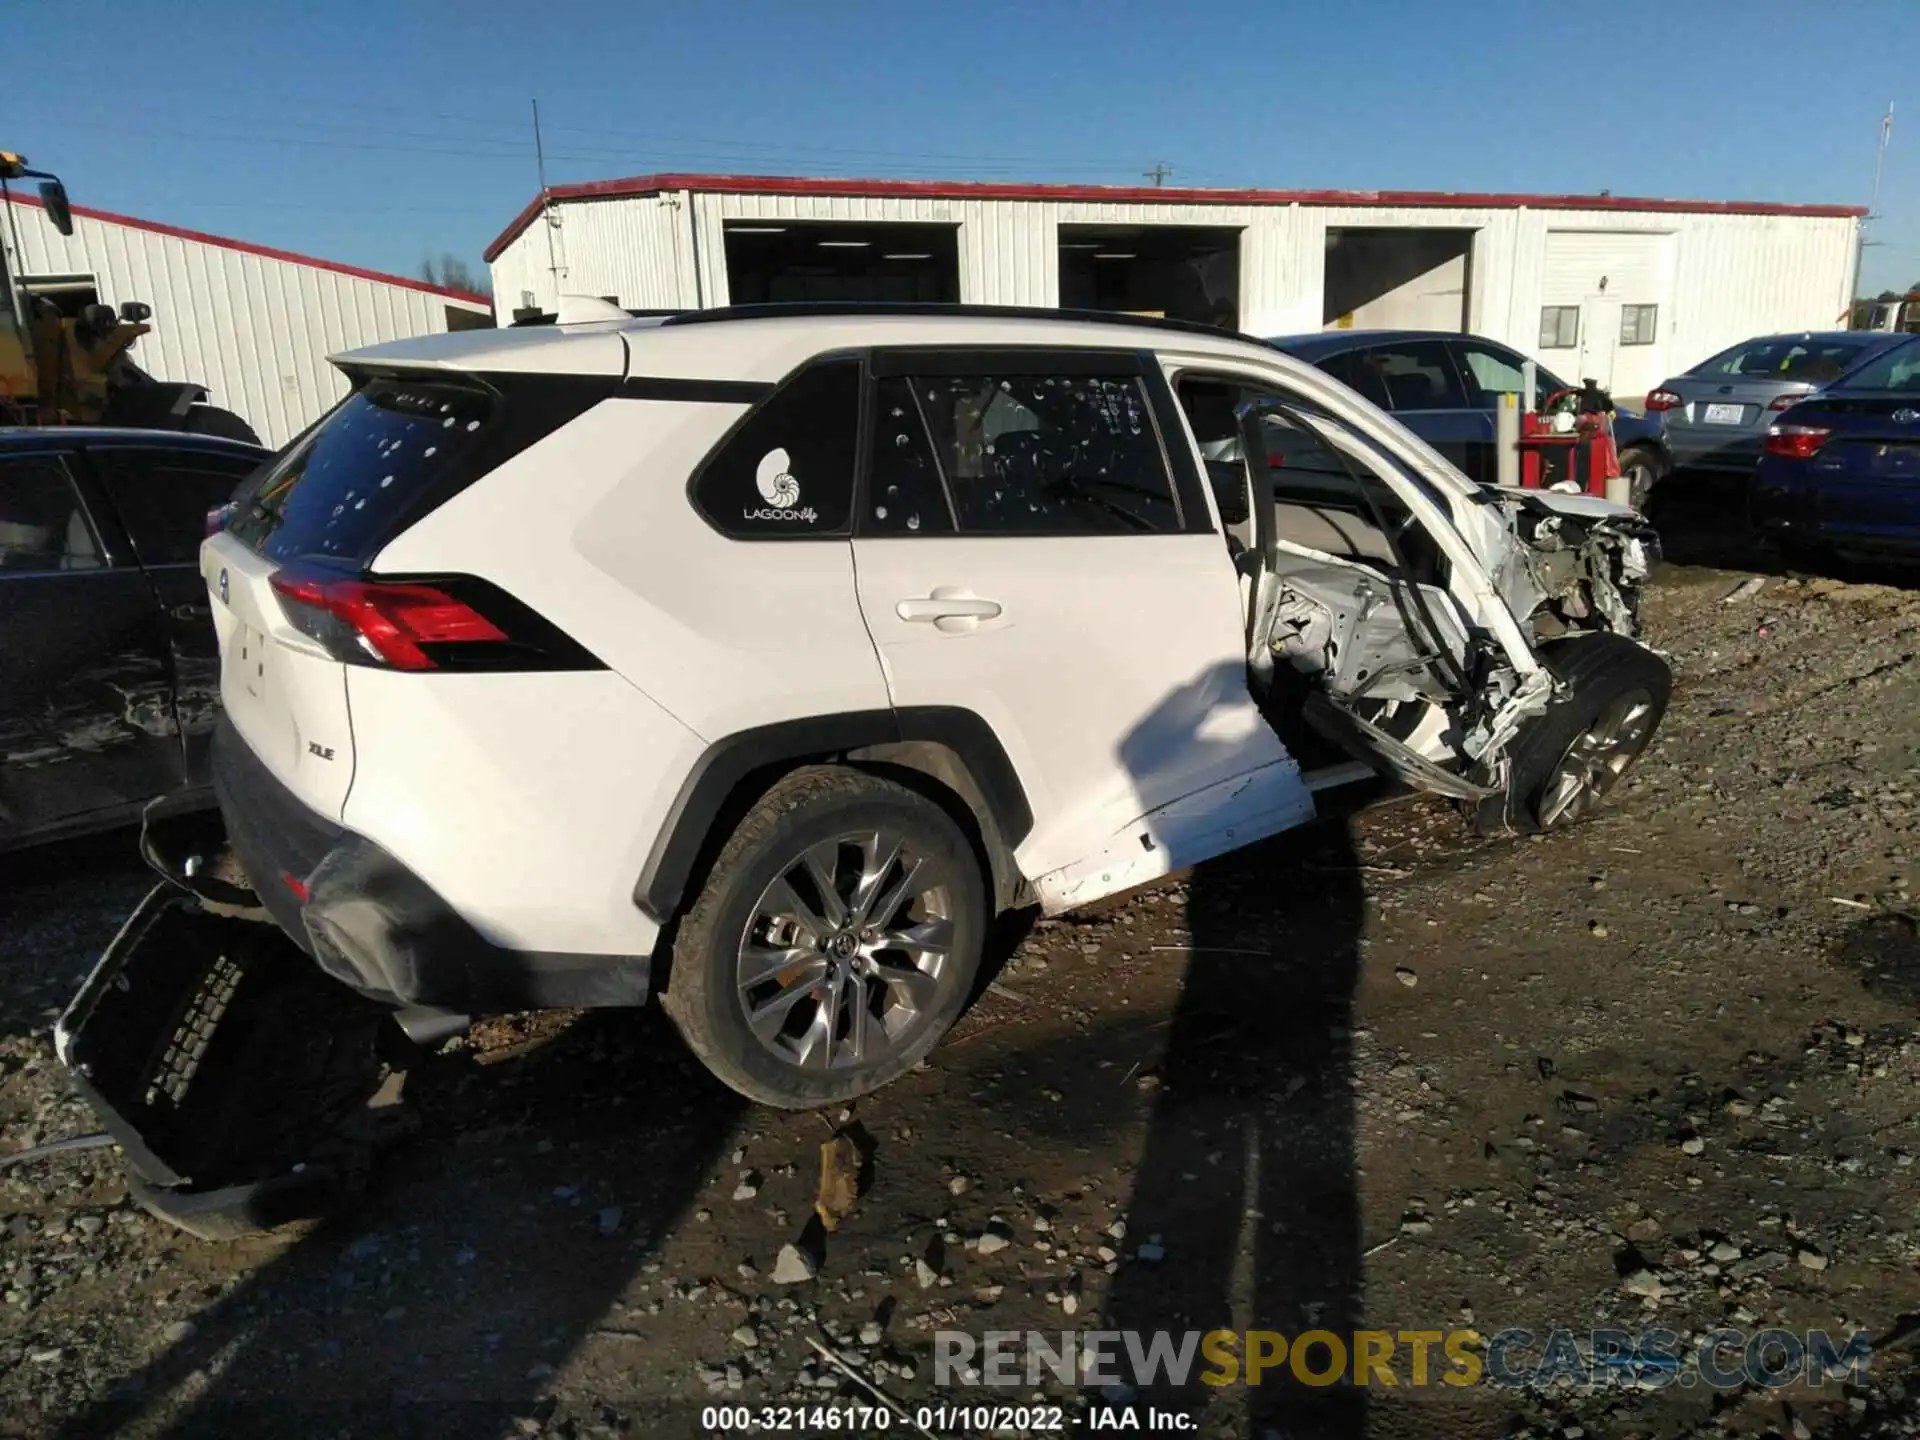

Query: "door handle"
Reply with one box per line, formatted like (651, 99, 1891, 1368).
(895, 591, 1003, 633)
(896, 596, 1002, 622)
(172, 603, 211, 622)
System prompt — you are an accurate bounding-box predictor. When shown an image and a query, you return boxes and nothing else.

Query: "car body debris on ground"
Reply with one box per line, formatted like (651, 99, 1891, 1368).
(7, 552, 1920, 1437)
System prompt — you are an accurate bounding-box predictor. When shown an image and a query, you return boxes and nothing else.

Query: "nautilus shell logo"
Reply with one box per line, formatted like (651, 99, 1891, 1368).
(755, 447, 801, 509)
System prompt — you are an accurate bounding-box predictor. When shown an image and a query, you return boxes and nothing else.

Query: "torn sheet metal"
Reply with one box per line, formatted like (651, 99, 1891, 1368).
(1489, 492, 1658, 642)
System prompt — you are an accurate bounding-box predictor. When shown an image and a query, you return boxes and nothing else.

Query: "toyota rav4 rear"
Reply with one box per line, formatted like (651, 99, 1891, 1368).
(202, 342, 692, 1023)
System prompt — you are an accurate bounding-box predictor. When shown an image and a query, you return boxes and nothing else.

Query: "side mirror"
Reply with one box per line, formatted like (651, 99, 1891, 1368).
(37, 180, 73, 237)
(118, 301, 152, 324)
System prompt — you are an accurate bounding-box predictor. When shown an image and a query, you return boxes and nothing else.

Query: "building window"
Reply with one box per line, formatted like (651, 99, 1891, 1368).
(1538, 306, 1579, 349)
(1620, 304, 1659, 346)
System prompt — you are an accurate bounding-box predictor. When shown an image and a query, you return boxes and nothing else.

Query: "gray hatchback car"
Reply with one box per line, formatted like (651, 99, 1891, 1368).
(1647, 331, 1912, 473)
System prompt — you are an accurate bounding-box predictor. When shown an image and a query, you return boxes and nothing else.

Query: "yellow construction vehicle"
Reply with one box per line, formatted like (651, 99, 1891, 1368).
(1, 151, 258, 441)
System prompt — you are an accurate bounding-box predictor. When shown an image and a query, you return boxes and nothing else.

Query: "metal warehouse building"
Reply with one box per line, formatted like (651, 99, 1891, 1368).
(4, 193, 492, 445)
(485, 173, 1862, 405)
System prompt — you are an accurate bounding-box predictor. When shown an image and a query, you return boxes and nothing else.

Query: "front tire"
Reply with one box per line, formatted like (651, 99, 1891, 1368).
(661, 766, 986, 1108)
(1471, 633, 1671, 837)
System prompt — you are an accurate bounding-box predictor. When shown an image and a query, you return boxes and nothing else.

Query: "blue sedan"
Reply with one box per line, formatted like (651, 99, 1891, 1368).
(1751, 336, 1920, 564)
(1269, 329, 1671, 505)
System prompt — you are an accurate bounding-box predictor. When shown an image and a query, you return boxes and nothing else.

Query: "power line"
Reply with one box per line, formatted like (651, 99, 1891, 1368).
(38, 110, 1219, 184)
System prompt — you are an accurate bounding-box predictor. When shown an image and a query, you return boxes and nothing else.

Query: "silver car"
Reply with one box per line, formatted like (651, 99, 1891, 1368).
(1648, 331, 1912, 472)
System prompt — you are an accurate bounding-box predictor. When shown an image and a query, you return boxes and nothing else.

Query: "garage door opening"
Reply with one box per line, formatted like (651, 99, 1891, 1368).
(723, 221, 959, 304)
(1323, 228, 1473, 332)
(1058, 225, 1241, 327)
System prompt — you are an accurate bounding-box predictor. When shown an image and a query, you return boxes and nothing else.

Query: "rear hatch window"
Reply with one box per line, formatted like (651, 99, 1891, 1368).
(228, 377, 493, 566)
(1829, 340, 1920, 393)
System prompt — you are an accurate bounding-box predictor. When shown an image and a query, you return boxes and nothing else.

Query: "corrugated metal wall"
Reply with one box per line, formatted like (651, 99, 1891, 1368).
(5, 198, 491, 446)
(491, 191, 1860, 393)
(490, 193, 690, 317)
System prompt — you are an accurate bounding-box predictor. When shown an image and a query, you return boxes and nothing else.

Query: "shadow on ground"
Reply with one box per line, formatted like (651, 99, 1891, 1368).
(52, 998, 750, 1439)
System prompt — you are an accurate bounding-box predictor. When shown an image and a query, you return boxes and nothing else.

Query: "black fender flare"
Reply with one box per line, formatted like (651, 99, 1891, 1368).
(634, 707, 1033, 924)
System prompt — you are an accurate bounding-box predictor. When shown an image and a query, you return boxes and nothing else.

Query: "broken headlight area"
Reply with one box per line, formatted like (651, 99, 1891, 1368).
(55, 881, 412, 1241)
(1507, 506, 1659, 642)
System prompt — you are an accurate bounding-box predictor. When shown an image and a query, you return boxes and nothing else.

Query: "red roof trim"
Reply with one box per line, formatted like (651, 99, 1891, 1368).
(7, 192, 492, 307)
(484, 171, 1867, 262)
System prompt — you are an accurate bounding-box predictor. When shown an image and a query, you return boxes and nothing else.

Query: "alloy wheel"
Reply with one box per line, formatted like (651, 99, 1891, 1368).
(735, 830, 955, 1071)
(1537, 688, 1657, 827)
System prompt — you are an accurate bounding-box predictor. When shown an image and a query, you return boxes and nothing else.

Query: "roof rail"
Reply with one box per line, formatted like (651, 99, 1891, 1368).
(657, 301, 1245, 342)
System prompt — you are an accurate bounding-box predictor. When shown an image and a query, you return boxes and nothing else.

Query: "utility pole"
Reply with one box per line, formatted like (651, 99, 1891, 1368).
(1143, 163, 1173, 187)
(533, 98, 563, 297)
(1857, 102, 1893, 315)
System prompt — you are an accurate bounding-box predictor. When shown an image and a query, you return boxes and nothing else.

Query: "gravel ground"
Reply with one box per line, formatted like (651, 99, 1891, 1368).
(6, 548, 1920, 1439)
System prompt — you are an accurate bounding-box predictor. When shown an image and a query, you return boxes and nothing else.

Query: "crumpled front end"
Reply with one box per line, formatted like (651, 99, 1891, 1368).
(1493, 497, 1660, 642)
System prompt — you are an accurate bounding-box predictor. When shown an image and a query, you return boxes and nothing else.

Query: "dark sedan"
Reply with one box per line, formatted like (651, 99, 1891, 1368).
(1, 427, 269, 849)
(1269, 329, 1671, 507)
(1751, 337, 1920, 564)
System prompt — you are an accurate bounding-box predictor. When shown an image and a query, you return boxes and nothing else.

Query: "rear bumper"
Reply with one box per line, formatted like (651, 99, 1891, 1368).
(1666, 430, 1766, 472)
(55, 883, 401, 1239)
(1750, 457, 1817, 540)
(213, 717, 651, 1014)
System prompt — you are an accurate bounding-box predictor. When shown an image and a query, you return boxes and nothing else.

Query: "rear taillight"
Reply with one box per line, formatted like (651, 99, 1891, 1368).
(1645, 388, 1682, 412)
(205, 501, 236, 537)
(1764, 423, 1832, 460)
(1766, 394, 1802, 411)
(268, 566, 539, 671)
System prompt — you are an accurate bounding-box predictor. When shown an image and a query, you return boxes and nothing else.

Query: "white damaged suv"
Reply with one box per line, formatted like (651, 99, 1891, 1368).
(191, 302, 1667, 1108)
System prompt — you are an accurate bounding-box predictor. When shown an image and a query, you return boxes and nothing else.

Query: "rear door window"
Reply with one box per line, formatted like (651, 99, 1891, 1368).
(1320, 341, 1467, 413)
(0, 455, 103, 572)
(1450, 340, 1564, 408)
(900, 372, 1180, 536)
(94, 449, 262, 566)
(864, 375, 956, 535)
(227, 379, 493, 564)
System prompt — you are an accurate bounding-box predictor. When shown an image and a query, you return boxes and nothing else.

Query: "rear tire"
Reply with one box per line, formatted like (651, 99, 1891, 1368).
(1471, 633, 1672, 837)
(1619, 445, 1662, 512)
(183, 405, 261, 446)
(660, 765, 986, 1108)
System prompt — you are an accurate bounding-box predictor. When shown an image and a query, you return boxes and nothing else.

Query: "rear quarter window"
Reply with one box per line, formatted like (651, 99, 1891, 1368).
(228, 379, 493, 565)
(1834, 340, 1920, 392)
(689, 358, 860, 538)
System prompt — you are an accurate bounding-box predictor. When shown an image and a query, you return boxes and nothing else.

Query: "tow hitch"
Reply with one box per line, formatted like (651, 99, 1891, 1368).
(54, 808, 415, 1240)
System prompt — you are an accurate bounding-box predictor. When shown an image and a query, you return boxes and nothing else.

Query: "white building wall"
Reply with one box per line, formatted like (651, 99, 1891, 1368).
(494, 191, 1859, 403)
(490, 194, 691, 317)
(5, 197, 491, 446)
(1493, 208, 1858, 397)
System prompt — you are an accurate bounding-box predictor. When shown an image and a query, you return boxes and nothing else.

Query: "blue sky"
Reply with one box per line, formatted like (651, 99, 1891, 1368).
(9, 0, 1918, 293)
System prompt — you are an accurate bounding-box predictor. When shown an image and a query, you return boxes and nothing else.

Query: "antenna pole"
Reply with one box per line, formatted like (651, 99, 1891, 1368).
(533, 99, 561, 296)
